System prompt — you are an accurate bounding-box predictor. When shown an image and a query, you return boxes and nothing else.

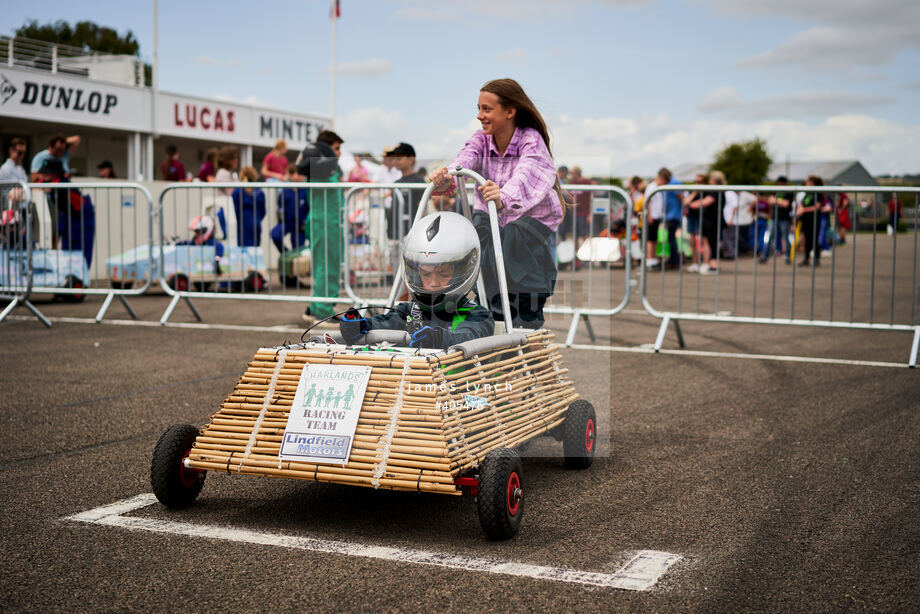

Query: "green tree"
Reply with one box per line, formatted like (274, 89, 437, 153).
(710, 138, 772, 185)
(14, 20, 151, 85)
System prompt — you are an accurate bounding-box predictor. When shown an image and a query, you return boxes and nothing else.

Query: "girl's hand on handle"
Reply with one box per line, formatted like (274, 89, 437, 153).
(428, 166, 452, 191)
(479, 180, 503, 210)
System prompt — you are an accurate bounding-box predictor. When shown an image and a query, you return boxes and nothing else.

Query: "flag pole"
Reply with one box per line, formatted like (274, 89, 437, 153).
(330, 1, 337, 128)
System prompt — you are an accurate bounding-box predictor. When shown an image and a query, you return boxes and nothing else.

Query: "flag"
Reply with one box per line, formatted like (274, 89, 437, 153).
(330, 0, 340, 19)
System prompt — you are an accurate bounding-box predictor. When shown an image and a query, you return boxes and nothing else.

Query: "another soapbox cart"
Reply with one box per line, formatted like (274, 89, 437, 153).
(151, 168, 597, 540)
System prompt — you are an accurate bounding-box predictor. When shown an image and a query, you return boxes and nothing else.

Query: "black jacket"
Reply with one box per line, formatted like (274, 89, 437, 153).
(366, 298, 494, 348)
(295, 141, 340, 181)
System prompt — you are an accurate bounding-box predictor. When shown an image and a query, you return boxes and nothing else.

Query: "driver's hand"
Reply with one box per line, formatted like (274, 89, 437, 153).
(339, 308, 368, 344)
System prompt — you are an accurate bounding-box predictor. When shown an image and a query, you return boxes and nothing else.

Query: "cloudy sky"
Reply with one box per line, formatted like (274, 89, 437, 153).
(8, 0, 920, 176)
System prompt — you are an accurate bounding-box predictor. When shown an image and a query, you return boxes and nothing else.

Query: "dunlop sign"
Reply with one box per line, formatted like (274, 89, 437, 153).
(0, 67, 147, 132)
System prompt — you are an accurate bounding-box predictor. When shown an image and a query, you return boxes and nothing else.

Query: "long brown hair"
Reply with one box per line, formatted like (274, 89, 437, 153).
(480, 78, 572, 207)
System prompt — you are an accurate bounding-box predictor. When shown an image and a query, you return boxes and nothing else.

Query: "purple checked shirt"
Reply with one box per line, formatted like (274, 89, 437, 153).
(450, 126, 563, 231)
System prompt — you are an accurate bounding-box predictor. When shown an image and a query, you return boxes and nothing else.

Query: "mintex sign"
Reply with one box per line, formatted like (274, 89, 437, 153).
(0, 67, 148, 131)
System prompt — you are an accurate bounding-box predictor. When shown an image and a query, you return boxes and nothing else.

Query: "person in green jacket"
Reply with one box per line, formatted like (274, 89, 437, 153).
(297, 130, 345, 324)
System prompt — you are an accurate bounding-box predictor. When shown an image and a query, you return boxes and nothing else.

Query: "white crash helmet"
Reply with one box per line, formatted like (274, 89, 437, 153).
(189, 215, 215, 244)
(402, 211, 479, 311)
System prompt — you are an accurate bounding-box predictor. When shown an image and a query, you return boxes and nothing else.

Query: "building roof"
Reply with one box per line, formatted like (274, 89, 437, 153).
(672, 160, 878, 186)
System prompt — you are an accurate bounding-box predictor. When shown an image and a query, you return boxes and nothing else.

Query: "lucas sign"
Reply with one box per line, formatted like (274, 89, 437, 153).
(279, 364, 371, 465)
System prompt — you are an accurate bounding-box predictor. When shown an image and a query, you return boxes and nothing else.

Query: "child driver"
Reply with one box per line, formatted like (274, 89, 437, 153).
(339, 211, 493, 349)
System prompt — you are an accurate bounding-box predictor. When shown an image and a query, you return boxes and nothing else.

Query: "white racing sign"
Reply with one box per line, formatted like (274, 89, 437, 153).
(280, 364, 372, 464)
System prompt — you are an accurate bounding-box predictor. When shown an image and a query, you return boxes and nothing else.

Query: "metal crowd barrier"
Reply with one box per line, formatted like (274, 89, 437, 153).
(639, 184, 920, 366)
(549, 183, 635, 345)
(4, 182, 155, 326)
(154, 180, 639, 341)
(341, 185, 409, 306)
(155, 181, 423, 324)
(0, 181, 48, 326)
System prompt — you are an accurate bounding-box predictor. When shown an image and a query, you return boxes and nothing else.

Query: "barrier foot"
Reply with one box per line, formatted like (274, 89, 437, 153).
(1, 297, 52, 328)
(583, 314, 596, 344)
(654, 315, 672, 352)
(118, 295, 138, 320)
(673, 318, 685, 349)
(565, 312, 581, 347)
(0, 298, 17, 323)
(184, 296, 202, 322)
(159, 294, 181, 324)
(95, 292, 115, 322)
(909, 327, 919, 368)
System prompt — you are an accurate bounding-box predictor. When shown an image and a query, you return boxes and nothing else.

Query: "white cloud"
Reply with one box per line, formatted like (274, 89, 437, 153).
(337, 106, 920, 178)
(336, 59, 392, 77)
(698, 86, 893, 119)
(495, 48, 528, 63)
(696, 0, 920, 73)
(550, 112, 920, 176)
(736, 27, 901, 71)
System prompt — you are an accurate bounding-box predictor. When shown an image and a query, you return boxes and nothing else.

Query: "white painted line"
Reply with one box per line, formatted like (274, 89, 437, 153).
(66, 495, 680, 591)
(66, 493, 158, 522)
(565, 343, 909, 369)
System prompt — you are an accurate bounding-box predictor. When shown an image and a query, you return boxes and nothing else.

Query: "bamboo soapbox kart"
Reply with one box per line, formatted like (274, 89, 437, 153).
(151, 168, 598, 540)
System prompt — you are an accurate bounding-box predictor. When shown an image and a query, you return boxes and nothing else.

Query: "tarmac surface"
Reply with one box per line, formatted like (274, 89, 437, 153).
(2, 282, 919, 612)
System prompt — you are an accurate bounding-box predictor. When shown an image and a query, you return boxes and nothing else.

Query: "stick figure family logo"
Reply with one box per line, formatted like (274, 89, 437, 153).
(0, 74, 17, 104)
(301, 382, 357, 411)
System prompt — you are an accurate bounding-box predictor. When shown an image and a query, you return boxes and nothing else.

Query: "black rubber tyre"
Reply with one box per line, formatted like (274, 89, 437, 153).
(167, 273, 190, 292)
(109, 280, 134, 290)
(192, 281, 212, 292)
(57, 274, 86, 302)
(244, 271, 266, 292)
(477, 448, 524, 540)
(563, 400, 596, 469)
(151, 424, 205, 509)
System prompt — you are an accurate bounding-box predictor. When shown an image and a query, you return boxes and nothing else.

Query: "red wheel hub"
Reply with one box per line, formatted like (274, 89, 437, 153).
(506, 471, 522, 516)
(179, 450, 203, 487)
(585, 418, 595, 453)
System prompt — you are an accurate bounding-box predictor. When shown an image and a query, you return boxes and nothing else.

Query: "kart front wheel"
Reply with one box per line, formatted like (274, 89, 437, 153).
(167, 274, 190, 292)
(244, 271, 266, 292)
(477, 448, 524, 540)
(151, 424, 205, 509)
(563, 400, 596, 469)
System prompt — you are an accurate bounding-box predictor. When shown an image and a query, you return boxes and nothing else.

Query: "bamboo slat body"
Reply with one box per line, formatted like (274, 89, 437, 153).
(185, 332, 579, 494)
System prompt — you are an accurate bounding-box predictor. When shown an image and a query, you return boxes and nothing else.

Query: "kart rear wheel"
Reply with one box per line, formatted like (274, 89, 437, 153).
(244, 271, 266, 292)
(151, 424, 205, 509)
(477, 448, 524, 540)
(109, 280, 134, 290)
(57, 275, 85, 303)
(563, 400, 596, 469)
(167, 273, 190, 292)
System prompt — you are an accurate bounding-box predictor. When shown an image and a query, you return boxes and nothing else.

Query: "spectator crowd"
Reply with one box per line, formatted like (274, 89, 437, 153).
(0, 122, 909, 328)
